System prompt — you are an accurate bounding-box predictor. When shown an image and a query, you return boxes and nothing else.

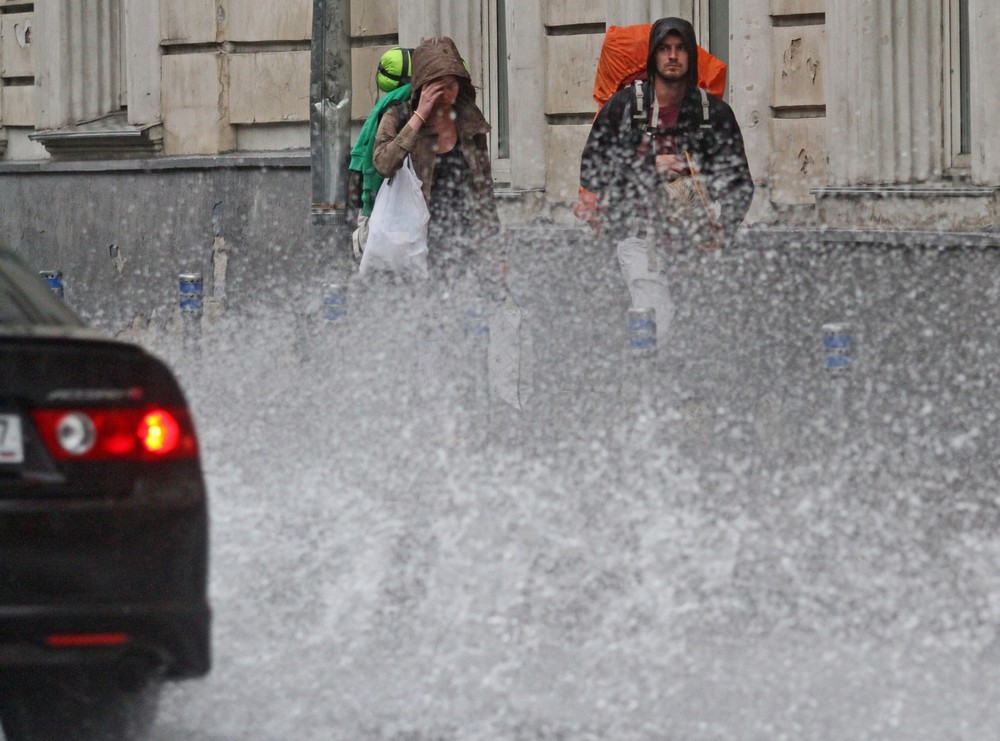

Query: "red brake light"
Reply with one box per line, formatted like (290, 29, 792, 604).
(139, 410, 181, 454)
(32, 407, 198, 461)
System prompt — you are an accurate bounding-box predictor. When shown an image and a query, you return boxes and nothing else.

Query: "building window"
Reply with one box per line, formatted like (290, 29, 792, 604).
(949, 0, 971, 168)
(117, 0, 128, 110)
(708, 0, 730, 100)
(482, 0, 511, 183)
(494, 0, 510, 159)
(958, 0, 971, 155)
(695, 0, 730, 100)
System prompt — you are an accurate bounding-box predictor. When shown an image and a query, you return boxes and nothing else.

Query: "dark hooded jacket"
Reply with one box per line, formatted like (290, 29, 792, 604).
(373, 37, 500, 245)
(579, 17, 754, 242)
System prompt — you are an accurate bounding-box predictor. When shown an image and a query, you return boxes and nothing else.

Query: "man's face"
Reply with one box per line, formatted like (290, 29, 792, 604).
(654, 31, 689, 83)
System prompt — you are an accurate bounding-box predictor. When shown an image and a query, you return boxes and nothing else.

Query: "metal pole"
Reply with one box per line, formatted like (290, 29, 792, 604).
(310, 0, 352, 226)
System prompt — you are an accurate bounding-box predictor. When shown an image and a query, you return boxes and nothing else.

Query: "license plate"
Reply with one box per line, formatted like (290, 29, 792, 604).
(0, 414, 24, 464)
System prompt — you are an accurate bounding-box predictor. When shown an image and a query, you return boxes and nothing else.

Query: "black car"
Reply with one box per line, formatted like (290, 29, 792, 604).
(0, 249, 210, 739)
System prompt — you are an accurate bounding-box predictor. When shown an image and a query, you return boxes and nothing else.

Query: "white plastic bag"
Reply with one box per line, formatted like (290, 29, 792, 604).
(359, 156, 429, 279)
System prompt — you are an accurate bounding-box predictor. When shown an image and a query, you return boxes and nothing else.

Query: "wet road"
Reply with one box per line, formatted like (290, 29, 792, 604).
(125, 229, 1000, 739)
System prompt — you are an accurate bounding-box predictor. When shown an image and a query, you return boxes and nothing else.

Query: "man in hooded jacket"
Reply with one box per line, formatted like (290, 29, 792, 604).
(579, 17, 753, 343)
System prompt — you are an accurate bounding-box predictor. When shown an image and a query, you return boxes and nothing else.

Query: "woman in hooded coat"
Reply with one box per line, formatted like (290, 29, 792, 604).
(373, 36, 501, 284)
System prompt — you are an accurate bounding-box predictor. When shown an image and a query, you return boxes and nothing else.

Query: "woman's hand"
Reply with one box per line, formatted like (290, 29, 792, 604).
(410, 81, 446, 131)
(416, 78, 458, 122)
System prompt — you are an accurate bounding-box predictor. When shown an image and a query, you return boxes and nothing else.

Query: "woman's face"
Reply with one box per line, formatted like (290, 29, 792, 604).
(438, 75, 460, 106)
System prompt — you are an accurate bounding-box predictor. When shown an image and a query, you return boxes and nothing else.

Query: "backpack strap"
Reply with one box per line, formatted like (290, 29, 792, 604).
(377, 49, 412, 87)
(632, 80, 647, 134)
(633, 83, 712, 134)
(393, 101, 410, 130)
(699, 87, 711, 129)
(377, 65, 405, 86)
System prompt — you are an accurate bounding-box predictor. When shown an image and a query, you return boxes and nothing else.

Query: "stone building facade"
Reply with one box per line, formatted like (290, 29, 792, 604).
(0, 0, 997, 312)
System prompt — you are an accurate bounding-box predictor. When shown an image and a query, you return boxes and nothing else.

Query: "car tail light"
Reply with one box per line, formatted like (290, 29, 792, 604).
(31, 407, 198, 461)
(138, 410, 181, 454)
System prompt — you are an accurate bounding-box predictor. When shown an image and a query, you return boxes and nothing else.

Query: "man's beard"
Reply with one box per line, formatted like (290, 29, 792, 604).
(655, 67, 687, 84)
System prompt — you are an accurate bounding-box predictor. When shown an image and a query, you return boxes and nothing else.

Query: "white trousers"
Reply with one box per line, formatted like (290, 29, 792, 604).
(616, 236, 674, 340)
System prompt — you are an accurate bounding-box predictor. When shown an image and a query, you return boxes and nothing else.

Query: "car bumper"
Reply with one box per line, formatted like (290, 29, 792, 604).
(0, 492, 210, 679)
(0, 601, 210, 679)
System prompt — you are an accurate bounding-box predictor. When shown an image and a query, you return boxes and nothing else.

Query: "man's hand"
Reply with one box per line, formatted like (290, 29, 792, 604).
(655, 154, 689, 180)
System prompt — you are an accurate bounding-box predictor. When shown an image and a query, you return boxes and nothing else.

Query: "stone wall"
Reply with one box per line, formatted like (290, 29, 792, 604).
(0, 159, 351, 332)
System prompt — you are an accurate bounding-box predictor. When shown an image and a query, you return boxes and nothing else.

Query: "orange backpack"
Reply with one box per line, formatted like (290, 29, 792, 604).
(576, 24, 728, 229)
(592, 24, 727, 108)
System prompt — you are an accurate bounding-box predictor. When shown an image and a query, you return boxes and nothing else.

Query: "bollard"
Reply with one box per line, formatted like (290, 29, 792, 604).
(822, 323, 852, 372)
(462, 301, 489, 339)
(39, 270, 64, 300)
(620, 307, 662, 454)
(821, 323, 854, 473)
(179, 273, 204, 315)
(322, 283, 347, 322)
(179, 273, 203, 359)
(627, 307, 656, 358)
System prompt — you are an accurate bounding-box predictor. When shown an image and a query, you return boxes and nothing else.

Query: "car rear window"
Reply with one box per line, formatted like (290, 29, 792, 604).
(0, 252, 84, 329)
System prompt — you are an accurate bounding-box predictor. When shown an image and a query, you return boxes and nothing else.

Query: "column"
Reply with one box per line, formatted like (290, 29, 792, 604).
(506, 1, 545, 188)
(968, 0, 1000, 184)
(606, 0, 695, 27)
(34, 0, 121, 129)
(123, 0, 161, 125)
(730, 0, 772, 218)
(826, 0, 943, 185)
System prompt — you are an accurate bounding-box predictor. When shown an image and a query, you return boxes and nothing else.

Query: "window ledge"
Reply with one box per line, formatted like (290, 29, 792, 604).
(29, 112, 163, 160)
(812, 184, 997, 199)
(494, 187, 545, 200)
(0, 150, 313, 174)
(746, 226, 1000, 249)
